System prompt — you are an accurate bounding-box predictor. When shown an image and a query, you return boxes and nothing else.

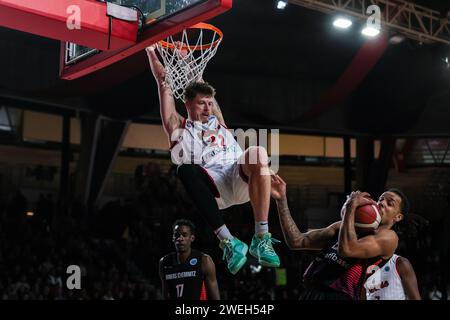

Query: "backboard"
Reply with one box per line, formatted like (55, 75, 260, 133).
(60, 0, 232, 80)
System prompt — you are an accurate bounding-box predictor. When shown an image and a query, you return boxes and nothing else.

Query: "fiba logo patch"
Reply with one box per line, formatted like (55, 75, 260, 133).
(190, 258, 198, 266)
(384, 266, 390, 272)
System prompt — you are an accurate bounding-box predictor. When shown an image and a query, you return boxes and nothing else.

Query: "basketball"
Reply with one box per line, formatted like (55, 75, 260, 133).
(354, 204, 382, 235)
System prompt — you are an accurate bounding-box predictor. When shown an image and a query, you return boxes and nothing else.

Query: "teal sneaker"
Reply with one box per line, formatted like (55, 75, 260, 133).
(219, 237, 248, 275)
(249, 233, 281, 267)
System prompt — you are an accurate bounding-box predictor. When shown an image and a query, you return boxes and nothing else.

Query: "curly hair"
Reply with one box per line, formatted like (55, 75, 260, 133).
(388, 188, 410, 215)
(172, 219, 196, 236)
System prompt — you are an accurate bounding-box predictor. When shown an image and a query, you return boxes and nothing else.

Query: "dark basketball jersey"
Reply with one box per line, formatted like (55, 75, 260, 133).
(160, 250, 206, 300)
(303, 235, 374, 299)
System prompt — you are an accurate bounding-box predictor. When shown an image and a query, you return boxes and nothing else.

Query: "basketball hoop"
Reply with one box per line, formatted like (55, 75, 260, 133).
(156, 23, 223, 101)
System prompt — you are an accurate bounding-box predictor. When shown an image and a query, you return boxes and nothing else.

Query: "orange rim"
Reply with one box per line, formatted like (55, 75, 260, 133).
(158, 22, 223, 51)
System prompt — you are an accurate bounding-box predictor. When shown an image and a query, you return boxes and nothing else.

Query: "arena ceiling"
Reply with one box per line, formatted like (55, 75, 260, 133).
(0, 0, 449, 137)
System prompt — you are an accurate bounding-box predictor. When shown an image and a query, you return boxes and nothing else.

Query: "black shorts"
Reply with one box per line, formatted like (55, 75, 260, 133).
(299, 286, 353, 300)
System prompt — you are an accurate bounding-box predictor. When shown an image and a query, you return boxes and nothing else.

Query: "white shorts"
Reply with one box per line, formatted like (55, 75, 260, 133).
(203, 161, 250, 210)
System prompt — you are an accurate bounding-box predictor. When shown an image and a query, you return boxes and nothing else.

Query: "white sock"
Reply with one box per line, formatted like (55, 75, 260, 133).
(214, 225, 233, 241)
(255, 221, 269, 235)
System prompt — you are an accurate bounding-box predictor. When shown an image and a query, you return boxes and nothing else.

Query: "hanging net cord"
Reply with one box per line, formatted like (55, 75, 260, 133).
(156, 27, 221, 101)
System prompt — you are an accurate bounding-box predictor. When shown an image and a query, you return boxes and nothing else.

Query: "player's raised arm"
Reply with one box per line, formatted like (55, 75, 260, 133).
(146, 45, 183, 139)
(212, 97, 226, 127)
(271, 174, 339, 250)
(198, 76, 225, 126)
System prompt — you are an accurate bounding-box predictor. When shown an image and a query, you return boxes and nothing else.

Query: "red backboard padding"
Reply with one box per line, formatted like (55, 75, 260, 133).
(0, 0, 138, 51)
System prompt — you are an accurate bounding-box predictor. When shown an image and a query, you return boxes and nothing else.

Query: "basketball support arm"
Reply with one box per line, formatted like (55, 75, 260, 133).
(0, 0, 139, 51)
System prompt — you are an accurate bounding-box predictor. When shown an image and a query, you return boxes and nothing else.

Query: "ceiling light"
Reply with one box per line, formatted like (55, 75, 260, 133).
(362, 26, 380, 37)
(333, 18, 352, 29)
(389, 34, 405, 44)
(277, 1, 287, 10)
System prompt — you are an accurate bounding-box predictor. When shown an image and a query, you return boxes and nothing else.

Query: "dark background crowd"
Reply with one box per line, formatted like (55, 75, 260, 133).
(0, 162, 449, 300)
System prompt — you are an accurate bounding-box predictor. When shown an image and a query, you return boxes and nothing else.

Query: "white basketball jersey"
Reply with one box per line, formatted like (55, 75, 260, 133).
(171, 115, 243, 169)
(364, 254, 406, 300)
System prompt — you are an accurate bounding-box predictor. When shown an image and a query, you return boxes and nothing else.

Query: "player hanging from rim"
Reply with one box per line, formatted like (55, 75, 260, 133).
(146, 45, 280, 275)
(270, 174, 410, 299)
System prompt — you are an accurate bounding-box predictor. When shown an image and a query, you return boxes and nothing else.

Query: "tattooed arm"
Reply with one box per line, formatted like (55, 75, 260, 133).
(271, 175, 340, 250)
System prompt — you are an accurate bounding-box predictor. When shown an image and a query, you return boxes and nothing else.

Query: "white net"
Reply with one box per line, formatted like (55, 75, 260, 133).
(156, 23, 222, 101)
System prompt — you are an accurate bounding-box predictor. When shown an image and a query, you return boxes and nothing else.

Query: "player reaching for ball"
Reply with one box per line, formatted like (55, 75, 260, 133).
(270, 174, 410, 300)
(347, 202, 382, 235)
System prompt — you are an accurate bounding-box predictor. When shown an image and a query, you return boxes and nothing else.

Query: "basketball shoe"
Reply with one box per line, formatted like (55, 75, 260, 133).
(249, 233, 281, 267)
(219, 237, 248, 275)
